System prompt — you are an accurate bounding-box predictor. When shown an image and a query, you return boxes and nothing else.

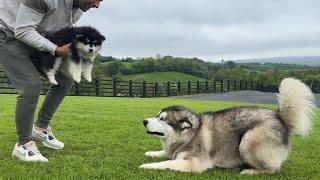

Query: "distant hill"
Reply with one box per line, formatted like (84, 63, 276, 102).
(119, 72, 207, 83)
(236, 56, 320, 66)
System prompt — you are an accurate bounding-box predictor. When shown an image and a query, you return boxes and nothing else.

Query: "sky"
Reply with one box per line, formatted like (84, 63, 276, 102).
(78, 0, 320, 62)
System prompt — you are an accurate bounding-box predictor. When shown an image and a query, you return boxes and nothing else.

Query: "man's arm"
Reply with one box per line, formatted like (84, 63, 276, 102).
(14, 0, 57, 55)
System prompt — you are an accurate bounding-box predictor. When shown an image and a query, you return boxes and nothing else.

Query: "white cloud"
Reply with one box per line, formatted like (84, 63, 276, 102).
(77, 0, 320, 61)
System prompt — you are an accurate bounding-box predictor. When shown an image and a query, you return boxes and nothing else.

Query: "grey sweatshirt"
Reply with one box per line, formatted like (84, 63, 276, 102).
(0, 0, 83, 55)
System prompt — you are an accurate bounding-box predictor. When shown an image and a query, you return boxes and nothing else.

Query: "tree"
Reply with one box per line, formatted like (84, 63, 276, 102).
(229, 67, 248, 80)
(155, 53, 162, 60)
(225, 61, 237, 69)
(105, 61, 123, 77)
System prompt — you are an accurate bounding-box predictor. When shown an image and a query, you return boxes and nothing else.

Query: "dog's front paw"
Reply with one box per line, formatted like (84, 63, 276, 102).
(139, 163, 158, 169)
(145, 151, 166, 158)
(240, 169, 256, 175)
(240, 169, 275, 175)
(145, 151, 156, 158)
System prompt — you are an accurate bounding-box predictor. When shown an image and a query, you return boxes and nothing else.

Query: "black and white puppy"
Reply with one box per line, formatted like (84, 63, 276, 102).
(30, 26, 105, 84)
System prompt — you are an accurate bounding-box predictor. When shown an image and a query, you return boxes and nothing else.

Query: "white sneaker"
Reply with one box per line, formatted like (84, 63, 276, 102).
(12, 141, 48, 162)
(32, 125, 65, 150)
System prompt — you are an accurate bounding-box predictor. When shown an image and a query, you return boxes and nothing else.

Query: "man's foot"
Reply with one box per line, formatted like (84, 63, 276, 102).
(12, 141, 48, 162)
(32, 125, 64, 150)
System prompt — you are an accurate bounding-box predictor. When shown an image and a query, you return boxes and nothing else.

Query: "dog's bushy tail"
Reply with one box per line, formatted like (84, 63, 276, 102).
(277, 78, 316, 136)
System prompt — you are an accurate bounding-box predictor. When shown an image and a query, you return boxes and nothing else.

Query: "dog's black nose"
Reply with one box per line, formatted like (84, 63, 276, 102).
(89, 49, 93, 53)
(143, 120, 149, 126)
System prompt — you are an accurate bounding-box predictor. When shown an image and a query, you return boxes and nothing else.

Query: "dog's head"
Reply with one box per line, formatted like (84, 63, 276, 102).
(143, 106, 200, 139)
(74, 27, 106, 56)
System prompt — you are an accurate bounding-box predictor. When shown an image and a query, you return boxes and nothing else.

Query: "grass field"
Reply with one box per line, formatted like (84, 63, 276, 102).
(120, 72, 207, 83)
(0, 94, 319, 179)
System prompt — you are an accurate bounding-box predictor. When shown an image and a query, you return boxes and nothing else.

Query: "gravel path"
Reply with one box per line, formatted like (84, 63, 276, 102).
(178, 91, 320, 107)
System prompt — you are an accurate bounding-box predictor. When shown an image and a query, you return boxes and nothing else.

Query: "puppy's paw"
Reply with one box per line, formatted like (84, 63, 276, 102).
(49, 79, 58, 85)
(73, 76, 81, 83)
(85, 76, 92, 82)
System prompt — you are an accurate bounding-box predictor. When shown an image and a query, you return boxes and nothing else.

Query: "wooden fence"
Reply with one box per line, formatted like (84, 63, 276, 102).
(1, 70, 319, 97)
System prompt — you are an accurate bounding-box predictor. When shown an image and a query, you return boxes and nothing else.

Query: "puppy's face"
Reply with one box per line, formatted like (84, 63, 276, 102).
(143, 106, 199, 139)
(76, 32, 105, 56)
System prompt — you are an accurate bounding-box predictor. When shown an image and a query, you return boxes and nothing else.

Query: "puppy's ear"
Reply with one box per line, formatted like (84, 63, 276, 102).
(75, 34, 84, 39)
(40, 31, 49, 37)
(100, 35, 106, 42)
(180, 118, 192, 130)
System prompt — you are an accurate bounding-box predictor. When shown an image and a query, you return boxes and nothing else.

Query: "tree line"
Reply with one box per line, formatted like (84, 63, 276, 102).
(91, 55, 320, 85)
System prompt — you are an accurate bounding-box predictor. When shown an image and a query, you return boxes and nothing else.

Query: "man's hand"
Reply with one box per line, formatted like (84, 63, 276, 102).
(55, 43, 71, 58)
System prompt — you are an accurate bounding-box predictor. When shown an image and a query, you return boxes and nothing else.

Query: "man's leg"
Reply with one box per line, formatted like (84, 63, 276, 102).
(35, 72, 74, 129)
(0, 39, 41, 145)
(31, 72, 73, 150)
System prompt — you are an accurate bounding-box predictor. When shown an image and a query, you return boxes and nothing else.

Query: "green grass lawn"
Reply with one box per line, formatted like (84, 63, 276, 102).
(0, 94, 319, 179)
(120, 71, 207, 83)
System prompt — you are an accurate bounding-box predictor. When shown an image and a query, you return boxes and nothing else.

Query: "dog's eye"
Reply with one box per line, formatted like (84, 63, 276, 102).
(159, 117, 164, 121)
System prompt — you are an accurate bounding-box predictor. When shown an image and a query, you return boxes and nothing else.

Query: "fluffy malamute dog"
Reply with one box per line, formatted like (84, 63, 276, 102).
(30, 26, 105, 84)
(141, 78, 316, 175)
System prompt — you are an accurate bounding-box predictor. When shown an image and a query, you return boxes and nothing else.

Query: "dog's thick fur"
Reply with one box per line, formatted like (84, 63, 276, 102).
(30, 26, 105, 84)
(141, 78, 316, 175)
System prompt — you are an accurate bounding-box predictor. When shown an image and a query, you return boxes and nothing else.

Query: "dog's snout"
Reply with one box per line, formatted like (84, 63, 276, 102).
(89, 49, 93, 53)
(143, 120, 149, 126)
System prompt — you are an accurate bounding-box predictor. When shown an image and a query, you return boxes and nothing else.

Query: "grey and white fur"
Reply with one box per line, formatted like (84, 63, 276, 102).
(141, 78, 316, 175)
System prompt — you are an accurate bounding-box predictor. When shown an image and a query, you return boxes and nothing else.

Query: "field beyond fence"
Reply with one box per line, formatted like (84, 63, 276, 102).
(1, 70, 320, 97)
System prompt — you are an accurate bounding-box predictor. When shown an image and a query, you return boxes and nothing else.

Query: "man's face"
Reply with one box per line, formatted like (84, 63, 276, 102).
(78, 0, 102, 12)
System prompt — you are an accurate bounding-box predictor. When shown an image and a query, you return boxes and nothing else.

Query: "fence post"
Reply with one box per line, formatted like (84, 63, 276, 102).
(155, 82, 158, 97)
(239, 80, 242, 90)
(188, 81, 191, 95)
(213, 80, 216, 93)
(129, 80, 133, 97)
(227, 80, 230, 92)
(251, 81, 254, 90)
(177, 81, 181, 95)
(167, 81, 171, 96)
(274, 85, 278, 93)
(311, 85, 316, 93)
(308, 81, 314, 93)
(142, 81, 146, 97)
(205, 81, 209, 93)
(220, 80, 224, 92)
(95, 77, 99, 96)
(245, 81, 248, 90)
(112, 79, 117, 96)
(75, 83, 80, 95)
(233, 80, 237, 91)
(196, 81, 200, 94)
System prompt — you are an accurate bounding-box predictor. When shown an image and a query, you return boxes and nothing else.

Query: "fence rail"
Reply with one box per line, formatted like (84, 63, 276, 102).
(0, 70, 319, 97)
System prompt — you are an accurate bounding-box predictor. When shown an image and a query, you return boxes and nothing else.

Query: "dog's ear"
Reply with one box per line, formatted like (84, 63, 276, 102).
(180, 118, 192, 130)
(156, 110, 163, 117)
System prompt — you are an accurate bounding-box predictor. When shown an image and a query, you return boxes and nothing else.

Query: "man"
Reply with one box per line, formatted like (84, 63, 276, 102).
(0, 0, 102, 162)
